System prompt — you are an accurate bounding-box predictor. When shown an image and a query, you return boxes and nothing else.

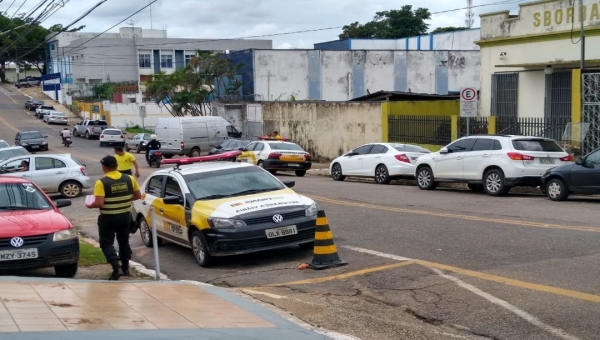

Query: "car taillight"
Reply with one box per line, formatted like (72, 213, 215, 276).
(394, 154, 410, 163)
(305, 154, 312, 161)
(180, 141, 184, 149)
(100, 135, 104, 138)
(120, 135, 123, 138)
(507, 152, 535, 161)
(80, 167, 86, 176)
(268, 153, 282, 159)
(560, 154, 573, 162)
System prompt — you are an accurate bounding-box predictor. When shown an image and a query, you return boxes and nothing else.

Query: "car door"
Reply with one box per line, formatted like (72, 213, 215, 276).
(569, 150, 600, 191)
(142, 175, 166, 231)
(127, 135, 138, 149)
(343, 145, 373, 175)
(159, 176, 188, 242)
(362, 144, 388, 175)
(31, 157, 67, 192)
(253, 142, 265, 163)
(238, 142, 257, 163)
(462, 138, 496, 180)
(434, 139, 475, 179)
(0, 157, 32, 180)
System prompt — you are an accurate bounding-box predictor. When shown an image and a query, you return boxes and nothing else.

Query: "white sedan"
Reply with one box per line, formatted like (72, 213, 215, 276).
(330, 143, 430, 184)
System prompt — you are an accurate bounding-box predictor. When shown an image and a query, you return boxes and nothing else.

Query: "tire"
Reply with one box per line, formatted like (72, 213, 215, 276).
(374, 164, 391, 184)
(136, 144, 142, 153)
(139, 217, 163, 247)
(189, 148, 201, 157)
(85, 131, 90, 140)
(125, 144, 130, 152)
(467, 184, 484, 192)
(295, 170, 306, 177)
(416, 167, 437, 190)
(257, 161, 264, 168)
(299, 241, 314, 249)
(59, 181, 82, 198)
(73, 129, 79, 137)
(99, 142, 104, 147)
(546, 178, 569, 201)
(331, 163, 346, 181)
(54, 263, 78, 278)
(483, 169, 510, 196)
(268, 170, 278, 175)
(190, 230, 212, 267)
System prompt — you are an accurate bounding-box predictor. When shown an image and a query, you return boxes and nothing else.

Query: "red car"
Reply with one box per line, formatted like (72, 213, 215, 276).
(0, 177, 79, 277)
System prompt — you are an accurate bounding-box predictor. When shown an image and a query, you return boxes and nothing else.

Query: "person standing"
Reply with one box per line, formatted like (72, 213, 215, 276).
(85, 156, 141, 280)
(273, 131, 282, 140)
(145, 134, 161, 163)
(114, 146, 140, 178)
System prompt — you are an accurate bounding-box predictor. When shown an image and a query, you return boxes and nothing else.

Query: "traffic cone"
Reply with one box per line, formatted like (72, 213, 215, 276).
(308, 210, 347, 270)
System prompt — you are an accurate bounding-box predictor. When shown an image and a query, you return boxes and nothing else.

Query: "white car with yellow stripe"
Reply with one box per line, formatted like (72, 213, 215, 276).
(132, 161, 318, 267)
(237, 140, 312, 177)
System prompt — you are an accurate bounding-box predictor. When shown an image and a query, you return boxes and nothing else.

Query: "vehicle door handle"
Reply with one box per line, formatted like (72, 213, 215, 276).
(375, 156, 381, 159)
(56, 171, 65, 174)
(482, 154, 490, 158)
(456, 157, 463, 160)
(357, 158, 363, 160)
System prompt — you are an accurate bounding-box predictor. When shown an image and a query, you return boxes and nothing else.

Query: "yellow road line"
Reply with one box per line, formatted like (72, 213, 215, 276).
(310, 195, 600, 234)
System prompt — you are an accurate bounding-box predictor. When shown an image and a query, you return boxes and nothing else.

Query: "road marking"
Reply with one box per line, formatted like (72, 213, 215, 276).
(311, 195, 600, 234)
(242, 289, 286, 299)
(344, 246, 581, 340)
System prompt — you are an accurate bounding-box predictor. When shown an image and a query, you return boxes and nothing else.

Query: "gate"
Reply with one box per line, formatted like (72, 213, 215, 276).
(582, 73, 600, 154)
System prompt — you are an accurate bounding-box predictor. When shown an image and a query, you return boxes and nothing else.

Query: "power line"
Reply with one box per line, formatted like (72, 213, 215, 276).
(4, 0, 16, 14)
(11, 0, 28, 18)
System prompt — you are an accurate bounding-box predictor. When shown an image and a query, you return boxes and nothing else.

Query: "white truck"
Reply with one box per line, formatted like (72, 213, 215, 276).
(73, 119, 109, 140)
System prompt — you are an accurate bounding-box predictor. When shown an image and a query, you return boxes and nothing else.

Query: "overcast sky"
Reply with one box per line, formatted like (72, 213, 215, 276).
(0, 0, 521, 48)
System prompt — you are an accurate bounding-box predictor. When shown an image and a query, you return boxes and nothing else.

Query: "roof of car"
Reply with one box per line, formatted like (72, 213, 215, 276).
(0, 146, 27, 151)
(155, 161, 255, 177)
(0, 176, 31, 184)
(461, 134, 553, 139)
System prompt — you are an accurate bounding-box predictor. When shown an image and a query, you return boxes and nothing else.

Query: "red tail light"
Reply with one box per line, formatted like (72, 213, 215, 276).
(560, 154, 573, 162)
(180, 141, 184, 150)
(507, 152, 535, 161)
(120, 135, 123, 138)
(80, 167, 86, 176)
(154, 151, 162, 157)
(394, 154, 410, 163)
(268, 153, 282, 159)
(304, 154, 312, 161)
(100, 135, 104, 138)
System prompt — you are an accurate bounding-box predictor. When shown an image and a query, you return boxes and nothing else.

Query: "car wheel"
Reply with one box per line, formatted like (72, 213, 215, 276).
(73, 129, 79, 137)
(375, 164, 391, 184)
(54, 263, 78, 278)
(139, 217, 163, 247)
(190, 230, 213, 267)
(257, 161, 264, 168)
(416, 167, 437, 190)
(136, 144, 141, 153)
(483, 169, 510, 196)
(331, 163, 346, 181)
(60, 181, 82, 198)
(85, 131, 90, 140)
(189, 148, 201, 157)
(467, 184, 484, 192)
(546, 178, 569, 201)
(295, 170, 307, 177)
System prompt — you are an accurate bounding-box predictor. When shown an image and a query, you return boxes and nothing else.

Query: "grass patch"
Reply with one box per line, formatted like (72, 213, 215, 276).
(125, 125, 153, 134)
(79, 240, 106, 267)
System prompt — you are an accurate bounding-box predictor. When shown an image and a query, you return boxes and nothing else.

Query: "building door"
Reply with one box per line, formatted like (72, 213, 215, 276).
(544, 71, 572, 142)
(582, 72, 600, 155)
(491, 73, 519, 134)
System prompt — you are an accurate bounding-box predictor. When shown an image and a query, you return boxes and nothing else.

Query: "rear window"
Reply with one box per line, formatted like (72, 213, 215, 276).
(0, 148, 29, 161)
(102, 130, 122, 135)
(52, 113, 66, 116)
(41, 105, 54, 109)
(32, 100, 43, 104)
(512, 139, 563, 152)
(392, 144, 430, 153)
(88, 121, 108, 126)
(268, 143, 304, 151)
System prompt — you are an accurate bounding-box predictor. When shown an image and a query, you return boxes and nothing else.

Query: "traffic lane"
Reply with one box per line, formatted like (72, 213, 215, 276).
(282, 173, 600, 234)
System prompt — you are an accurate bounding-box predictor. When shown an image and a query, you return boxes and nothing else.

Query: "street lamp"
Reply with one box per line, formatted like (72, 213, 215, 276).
(544, 65, 554, 75)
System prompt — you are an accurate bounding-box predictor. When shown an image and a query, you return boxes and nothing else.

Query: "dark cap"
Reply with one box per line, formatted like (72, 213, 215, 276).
(100, 155, 118, 168)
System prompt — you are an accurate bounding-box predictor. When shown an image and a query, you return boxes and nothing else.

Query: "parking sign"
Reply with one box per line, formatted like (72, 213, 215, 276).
(139, 105, 147, 118)
(460, 87, 478, 117)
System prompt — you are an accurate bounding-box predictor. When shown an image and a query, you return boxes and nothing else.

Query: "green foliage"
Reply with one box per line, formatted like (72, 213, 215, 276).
(339, 5, 431, 39)
(431, 26, 469, 34)
(78, 241, 106, 267)
(145, 50, 244, 117)
(91, 82, 115, 100)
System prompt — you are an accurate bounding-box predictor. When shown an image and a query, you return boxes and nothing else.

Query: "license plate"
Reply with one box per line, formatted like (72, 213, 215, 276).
(287, 163, 301, 167)
(0, 248, 38, 261)
(540, 158, 554, 164)
(31, 145, 39, 149)
(265, 225, 298, 239)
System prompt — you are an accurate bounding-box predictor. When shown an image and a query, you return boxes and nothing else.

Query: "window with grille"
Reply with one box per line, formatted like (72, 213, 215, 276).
(491, 73, 519, 119)
(138, 54, 151, 68)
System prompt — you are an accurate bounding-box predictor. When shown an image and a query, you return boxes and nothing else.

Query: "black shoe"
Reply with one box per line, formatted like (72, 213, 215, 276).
(122, 267, 131, 276)
(108, 268, 124, 281)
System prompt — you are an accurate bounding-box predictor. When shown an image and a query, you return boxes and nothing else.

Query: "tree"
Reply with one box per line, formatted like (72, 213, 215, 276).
(431, 26, 469, 34)
(339, 5, 431, 39)
(145, 50, 244, 117)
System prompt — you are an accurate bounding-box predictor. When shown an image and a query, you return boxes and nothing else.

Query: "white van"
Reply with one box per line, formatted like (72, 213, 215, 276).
(155, 116, 242, 158)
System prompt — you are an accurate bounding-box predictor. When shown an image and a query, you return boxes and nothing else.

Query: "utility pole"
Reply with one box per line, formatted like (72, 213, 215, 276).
(15, 46, 19, 81)
(465, 0, 474, 28)
(579, 0, 585, 70)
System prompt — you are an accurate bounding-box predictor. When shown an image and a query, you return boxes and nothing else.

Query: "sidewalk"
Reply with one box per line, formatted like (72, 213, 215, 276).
(0, 276, 332, 340)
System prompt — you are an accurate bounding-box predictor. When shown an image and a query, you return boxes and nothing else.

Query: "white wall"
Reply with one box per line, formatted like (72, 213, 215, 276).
(406, 52, 436, 94)
(43, 90, 63, 104)
(433, 30, 480, 51)
(364, 51, 394, 96)
(321, 51, 353, 101)
(254, 50, 309, 101)
(448, 51, 481, 93)
(518, 71, 546, 118)
(107, 103, 171, 128)
(350, 40, 396, 50)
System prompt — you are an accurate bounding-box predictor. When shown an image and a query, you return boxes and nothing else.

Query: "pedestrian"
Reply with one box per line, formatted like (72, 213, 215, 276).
(85, 155, 142, 280)
(113, 146, 140, 178)
(273, 131, 282, 140)
(145, 134, 161, 163)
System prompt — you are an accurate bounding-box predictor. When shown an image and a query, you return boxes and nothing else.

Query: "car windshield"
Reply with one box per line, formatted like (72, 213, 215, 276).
(512, 139, 563, 152)
(0, 148, 29, 161)
(268, 143, 304, 151)
(392, 144, 431, 153)
(0, 183, 52, 211)
(0, 141, 9, 148)
(41, 106, 54, 109)
(184, 166, 285, 200)
(103, 130, 121, 135)
(88, 121, 108, 126)
(21, 132, 43, 139)
(142, 134, 151, 140)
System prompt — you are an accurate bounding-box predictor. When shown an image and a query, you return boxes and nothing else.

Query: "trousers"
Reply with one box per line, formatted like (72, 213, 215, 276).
(98, 213, 132, 264)
(118, 169, 132, 175)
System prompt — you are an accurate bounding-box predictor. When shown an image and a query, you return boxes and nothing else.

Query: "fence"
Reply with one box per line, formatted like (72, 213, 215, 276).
(458, 117, 489, 139)
(496, 117, 569, 140)
(388, 115, 452, 146)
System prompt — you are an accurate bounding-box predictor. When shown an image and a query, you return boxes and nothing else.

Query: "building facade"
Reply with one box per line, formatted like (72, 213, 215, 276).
(225, 49, 480, 101)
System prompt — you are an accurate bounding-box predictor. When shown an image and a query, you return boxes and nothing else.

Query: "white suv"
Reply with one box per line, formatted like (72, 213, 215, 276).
(414, 135, 572, 196)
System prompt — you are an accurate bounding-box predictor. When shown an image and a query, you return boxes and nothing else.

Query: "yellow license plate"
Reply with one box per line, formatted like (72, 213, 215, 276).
(280, 155, 304, 162)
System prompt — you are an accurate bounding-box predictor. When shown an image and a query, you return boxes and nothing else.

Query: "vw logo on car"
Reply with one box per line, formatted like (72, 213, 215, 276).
(272, 214, 284, 223)
(10, 237, 24, 248)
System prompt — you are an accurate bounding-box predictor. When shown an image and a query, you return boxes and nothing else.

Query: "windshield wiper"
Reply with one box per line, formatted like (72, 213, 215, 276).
(198, 194, 233, 200)
(233, 188, 279, 196)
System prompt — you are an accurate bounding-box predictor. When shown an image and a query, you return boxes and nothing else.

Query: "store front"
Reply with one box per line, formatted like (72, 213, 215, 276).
(478, 0, 600, 153)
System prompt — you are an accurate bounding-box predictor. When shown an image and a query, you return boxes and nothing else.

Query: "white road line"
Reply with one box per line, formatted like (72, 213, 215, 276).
(242, 289, 286, 299)
(343, 246, 580, 340)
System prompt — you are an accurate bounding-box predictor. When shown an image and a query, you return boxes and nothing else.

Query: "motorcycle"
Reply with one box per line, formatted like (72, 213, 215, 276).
(148, 150, 162, 168)
(62, 136, 72, 147)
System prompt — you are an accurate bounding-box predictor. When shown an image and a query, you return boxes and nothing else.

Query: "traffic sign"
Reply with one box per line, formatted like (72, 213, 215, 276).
(460, 87, 478, 117)
(138, 105, 147, 118)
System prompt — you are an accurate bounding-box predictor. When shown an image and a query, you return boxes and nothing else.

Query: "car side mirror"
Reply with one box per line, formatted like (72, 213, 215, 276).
(440, 147, 449, 154)
(239, 147, 245, 151)
(575, 158, 584, 165)
(283, 180, 296, 188)
(55, 199, 71, 208)
(163, 195, 182, 205)
(215, 145, 222, 149)
(346, 152, 357, 157)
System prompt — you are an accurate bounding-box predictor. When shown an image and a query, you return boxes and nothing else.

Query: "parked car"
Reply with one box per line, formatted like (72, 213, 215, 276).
(24, 99, 33, 109)
(540, 147, 600, 201)
(15, 78, 40, 88)
(209, 139, 251, 155)
(238, 140, 312, 177)
(0, 147, 29, 161)
(43, 111, 68, 125)
(99, 128, 126, 147)
(125, 133, 151, 153)
(0, 154, 91, 198)
(28, 99, 44, 111)
(330, 143, 431, 184)
(35, 104, 55, 118)
(414, 135, 572, 196)
(0, 176, 79, 278)
(15, 131, 48, 151)
(73, 119, 108, 139)
(0, 140, 9, 149)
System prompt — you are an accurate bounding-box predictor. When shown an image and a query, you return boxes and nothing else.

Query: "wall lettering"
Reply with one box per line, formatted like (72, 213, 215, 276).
(532, 4, 600, 27)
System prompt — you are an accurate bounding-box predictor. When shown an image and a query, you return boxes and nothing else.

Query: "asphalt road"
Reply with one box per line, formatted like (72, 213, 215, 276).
(1, 85, 600, 340)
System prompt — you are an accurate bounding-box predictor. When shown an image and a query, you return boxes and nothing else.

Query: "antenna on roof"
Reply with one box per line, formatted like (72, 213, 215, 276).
(465, 0, 474, 28)
(127, 20, 137, 28)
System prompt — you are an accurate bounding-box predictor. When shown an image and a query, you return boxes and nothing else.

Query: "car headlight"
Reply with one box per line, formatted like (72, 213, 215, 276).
(21, 143, 28, 146)
(42, 142, 47, 145)
(53, 228, 77, 242)
(207, 218, 247, 229)
(305, 202, 318, 217)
